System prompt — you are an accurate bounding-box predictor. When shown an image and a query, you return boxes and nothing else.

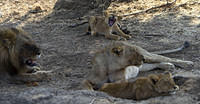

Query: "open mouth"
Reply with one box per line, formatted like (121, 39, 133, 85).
(108, 17, 116, 26)
(169, 91, 176, 95)
(159, 90, 177, 95)
(25, 59, 38, 67)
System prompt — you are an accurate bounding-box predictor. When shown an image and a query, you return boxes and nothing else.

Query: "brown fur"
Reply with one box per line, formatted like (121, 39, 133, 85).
(83, 41, 193, 90)
(88, 11, 131, 40)
(99, 72, 179, 100)
(0, 27, 51, 82)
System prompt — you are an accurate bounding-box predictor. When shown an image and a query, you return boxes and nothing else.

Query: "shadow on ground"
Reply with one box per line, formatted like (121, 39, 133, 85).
(0, 0, 200, 104)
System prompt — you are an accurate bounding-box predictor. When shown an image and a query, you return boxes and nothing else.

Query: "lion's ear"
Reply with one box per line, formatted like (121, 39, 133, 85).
(149, 75, 159, 85)
(117, 16, 122, 20)
(10, 27, 21, 34)
(1, 39, 12, 49)
(111, 46, 123, 56)
(103, 11, 109, 17)
(164, 71, 172, 78)
(0, 28, 17, 49)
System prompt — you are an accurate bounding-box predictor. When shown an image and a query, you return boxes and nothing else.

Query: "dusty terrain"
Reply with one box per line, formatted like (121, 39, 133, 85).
(0, 0, 200, 104)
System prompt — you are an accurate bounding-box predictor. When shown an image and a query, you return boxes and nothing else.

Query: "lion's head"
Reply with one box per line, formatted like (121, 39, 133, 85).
(103, 11, 122, 27)
(149, 72, 179, 94)
(0, 27, 41, 75)
(108, 41, 144, 67)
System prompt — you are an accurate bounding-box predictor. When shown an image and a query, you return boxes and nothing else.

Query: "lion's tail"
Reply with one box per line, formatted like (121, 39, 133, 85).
(151, 41, 190, 55)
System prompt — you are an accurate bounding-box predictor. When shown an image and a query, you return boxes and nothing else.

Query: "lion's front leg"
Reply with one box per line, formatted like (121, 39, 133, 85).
(113, 24, 131, 39)
(26, 65, 41, 73)
(105, 34, 122, 40)
(89, 16, 97, 36)
(143, 52, 194, 68)
(139, 63, 175, 72)
(10, 70, 52, 83)
(105, 30, 126, 40)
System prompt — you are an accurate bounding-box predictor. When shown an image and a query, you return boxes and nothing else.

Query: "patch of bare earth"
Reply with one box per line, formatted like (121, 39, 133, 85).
(0, 0, 200, 104)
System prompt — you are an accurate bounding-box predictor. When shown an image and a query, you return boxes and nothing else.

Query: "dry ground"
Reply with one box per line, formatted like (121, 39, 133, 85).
(0, 0, 200, 104)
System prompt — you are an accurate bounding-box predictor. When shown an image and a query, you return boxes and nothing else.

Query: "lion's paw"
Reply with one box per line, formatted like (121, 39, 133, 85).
(158, 62, 175, 70)
(185, 61, 194, 66)
(125, 66, 139, 80)
(119, 37, 127, 41)
(125, 35, 132, 39)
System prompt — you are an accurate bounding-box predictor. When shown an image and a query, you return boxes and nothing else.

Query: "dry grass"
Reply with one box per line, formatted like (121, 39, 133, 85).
(0, 0, 57, 25)
(108, 0, 200, 22)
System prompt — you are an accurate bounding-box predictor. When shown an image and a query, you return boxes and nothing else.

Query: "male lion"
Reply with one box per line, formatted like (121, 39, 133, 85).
(99, 72, 179, 100)
(0, 27, 51, 82)
(83, 41, 193, 90)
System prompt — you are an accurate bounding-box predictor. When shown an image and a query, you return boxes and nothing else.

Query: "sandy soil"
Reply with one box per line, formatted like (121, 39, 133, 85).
(0, 0, 200, 103)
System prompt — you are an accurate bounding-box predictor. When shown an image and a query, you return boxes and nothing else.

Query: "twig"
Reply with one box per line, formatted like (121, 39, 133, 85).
(89, 98, 96, 104)
(122, 1, 176, 17)
(144, 34, 164, 37)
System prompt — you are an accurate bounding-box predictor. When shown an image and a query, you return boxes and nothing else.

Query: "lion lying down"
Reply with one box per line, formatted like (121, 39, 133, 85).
(83, 41, 193, 90)
(99, 72, 179, 100)
(0, 27, 51, 83)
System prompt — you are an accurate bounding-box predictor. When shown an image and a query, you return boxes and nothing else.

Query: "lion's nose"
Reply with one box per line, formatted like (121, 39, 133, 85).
(36, 51, 41, 58)
(174, 85, 179, 90)
(37, 51, 41, 55)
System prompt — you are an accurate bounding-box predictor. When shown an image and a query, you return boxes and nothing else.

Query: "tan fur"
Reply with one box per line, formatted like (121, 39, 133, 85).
(84, 41, 144, 90)
(0, 27, 51, 82)
(99, 72, 179, 100)
(88, 11, 131, 40)
(83, 41, 193, 90)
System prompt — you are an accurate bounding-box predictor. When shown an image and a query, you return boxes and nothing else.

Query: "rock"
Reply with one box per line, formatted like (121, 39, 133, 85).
(54, 0, 111, 10)
(30, 6, 43, 14)
(53, 0, 111, 17)
(12, 11, 20, 16)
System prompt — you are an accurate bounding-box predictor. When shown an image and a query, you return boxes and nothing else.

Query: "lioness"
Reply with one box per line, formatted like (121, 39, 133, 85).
(83, 41, 193, 90)
(0, 27, 51, 82)
(99, 72, 179, 100)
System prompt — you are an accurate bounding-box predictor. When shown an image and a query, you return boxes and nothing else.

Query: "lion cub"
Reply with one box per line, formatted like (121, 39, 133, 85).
(88, 11, 131, 40)
(99, 72, 179, 100)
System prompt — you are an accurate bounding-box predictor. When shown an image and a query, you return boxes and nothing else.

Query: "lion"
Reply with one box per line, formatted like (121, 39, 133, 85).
(0, 27, 51, 83)
(69, 11, 131, 40)
(83, 41, 193, 90)
(87, 11, 131, 40)
(99, 72, 179, 100)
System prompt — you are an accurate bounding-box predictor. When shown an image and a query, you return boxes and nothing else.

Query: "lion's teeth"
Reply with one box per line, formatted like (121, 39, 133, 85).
(37, 54, 41, 58)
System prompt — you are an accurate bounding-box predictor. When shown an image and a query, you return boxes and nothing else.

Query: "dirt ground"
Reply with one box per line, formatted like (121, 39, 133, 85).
(0, 0, 200, 103)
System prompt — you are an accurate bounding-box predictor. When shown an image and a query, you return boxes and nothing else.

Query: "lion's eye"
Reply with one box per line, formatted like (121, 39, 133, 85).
(23, 43, 40, 55)
(112, 47, 123, 56)
(142, 57, 145, 62)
